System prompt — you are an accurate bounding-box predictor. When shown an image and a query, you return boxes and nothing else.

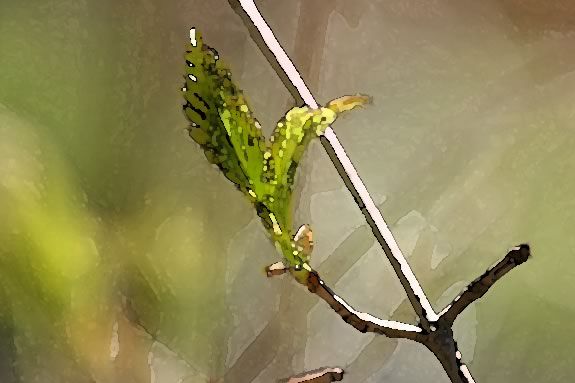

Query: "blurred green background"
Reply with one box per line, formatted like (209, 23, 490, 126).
(0, 0, 574, 382)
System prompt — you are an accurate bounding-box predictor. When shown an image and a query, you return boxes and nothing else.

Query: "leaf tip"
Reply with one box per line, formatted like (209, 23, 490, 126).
(326, 94, 372, 114)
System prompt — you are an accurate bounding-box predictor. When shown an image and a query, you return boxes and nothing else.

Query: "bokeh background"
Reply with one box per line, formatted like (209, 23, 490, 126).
(1, 0, 574, 382)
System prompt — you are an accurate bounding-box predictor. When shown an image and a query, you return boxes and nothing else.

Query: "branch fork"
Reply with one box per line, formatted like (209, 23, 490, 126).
(268, 244, 530, 382)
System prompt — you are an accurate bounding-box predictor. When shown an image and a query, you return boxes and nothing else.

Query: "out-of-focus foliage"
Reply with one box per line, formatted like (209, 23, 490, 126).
(0, 0, 256, 380)
(0, 104, 110, 382)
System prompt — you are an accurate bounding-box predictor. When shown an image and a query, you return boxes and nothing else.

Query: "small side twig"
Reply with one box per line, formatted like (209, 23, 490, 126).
(266, 263, 423, 341)
(438, 244, 531, 325)
(278, 367, 344, 383)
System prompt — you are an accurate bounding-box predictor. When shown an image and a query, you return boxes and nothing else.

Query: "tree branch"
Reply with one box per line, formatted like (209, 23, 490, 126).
(438, 244, 531, 325)
(223, 3, 532, 383)
(278, 367, 344, 383)
(227, 0, 437, 331)
(266, 266, 423, 341)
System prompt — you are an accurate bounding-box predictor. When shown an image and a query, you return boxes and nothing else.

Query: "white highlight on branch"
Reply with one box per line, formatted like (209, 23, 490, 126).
(438, 306, 450, 317)
(236, 0, 438, 323)
(460, 365, 476, 383)
(333, 294, 422, 333)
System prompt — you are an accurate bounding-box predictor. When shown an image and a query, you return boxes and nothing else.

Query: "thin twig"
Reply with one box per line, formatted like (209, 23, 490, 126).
(266, 264, 423, 340)
(438, 244, 531, 325)
(278, 367, 344, 383)
(306, 271, 423, 340)
(227, 0, 437, 331)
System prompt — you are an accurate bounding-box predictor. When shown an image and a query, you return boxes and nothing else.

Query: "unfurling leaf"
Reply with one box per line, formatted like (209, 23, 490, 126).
(326, 94, 372, 114)
(264, 96, 369, 233)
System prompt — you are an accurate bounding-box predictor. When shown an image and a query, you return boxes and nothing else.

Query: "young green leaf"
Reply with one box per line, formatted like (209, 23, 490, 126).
(183, 31, 267, 199)
(263, 95, 370, 234)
